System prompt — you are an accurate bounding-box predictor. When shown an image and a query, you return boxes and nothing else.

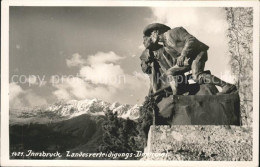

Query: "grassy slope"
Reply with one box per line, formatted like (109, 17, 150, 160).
(10, 114, 104, 159)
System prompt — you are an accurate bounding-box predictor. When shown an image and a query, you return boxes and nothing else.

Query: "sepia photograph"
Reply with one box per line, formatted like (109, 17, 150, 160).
(1, 1, 259, 166)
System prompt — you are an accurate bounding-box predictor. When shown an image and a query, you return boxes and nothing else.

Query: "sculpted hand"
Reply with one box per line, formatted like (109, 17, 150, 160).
(177, 56, 185, 67)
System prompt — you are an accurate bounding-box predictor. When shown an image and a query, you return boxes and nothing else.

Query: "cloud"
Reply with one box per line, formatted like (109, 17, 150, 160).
(52, 77, 117, 102)
(51, 74, 149, 104)
(52, 52, 150, 104)
(27, 75, 38, 85)
(52, 77, 85, 100)
(9, 82, 48, 108)
(24, 92, 48, 107)
(150, 7, 230, 77)
(86, 51, 124, 65)
(68, 52, 125, 87)
(9, 82, 24, 107)
(138, 44, 145, 51)
(219, 69, 236, 84)
(25, 75, 47, 87)
(80, 63, 125, 87)
(150, 7, 228, 34)
(52, 88, 72, 100)
(66, 53, 87, 67)
(66, 52, 126, 87)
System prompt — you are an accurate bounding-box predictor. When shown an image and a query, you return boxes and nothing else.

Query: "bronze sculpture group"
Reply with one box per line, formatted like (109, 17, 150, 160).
(140, 23, 237, 98)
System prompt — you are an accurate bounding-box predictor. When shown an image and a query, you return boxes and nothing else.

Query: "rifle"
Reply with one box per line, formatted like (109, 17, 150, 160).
(150, 85, 171, 97)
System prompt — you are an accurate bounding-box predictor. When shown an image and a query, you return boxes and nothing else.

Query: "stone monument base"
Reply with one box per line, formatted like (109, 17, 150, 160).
(143, 125, 252, 161)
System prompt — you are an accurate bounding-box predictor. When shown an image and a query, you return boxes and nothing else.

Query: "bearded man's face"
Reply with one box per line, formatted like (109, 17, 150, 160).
(150, 30, 159, 44)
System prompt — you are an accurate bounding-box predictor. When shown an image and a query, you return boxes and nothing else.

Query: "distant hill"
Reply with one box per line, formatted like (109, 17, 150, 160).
(9, 98, 141, 160)
(10, 114, 105, 159)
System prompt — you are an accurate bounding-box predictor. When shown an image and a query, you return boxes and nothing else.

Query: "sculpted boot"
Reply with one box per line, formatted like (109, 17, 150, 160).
(199, 74, 237, 94)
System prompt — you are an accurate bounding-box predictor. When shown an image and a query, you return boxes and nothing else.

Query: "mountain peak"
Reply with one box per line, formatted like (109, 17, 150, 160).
(10, 98, 141, 125)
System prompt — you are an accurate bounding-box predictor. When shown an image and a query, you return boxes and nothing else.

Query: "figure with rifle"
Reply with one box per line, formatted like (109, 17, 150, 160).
(142, 23, 237, 96)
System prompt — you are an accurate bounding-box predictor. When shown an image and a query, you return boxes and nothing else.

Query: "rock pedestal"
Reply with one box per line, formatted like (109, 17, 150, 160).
(157, 92, 240, 125)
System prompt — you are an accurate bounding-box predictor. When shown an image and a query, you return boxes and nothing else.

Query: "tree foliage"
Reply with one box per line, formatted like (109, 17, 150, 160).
(98, 110, 143, 159)
(225, 7, 253, 125)
(99, 96, 157, 159)
(137, 96, 156, 142)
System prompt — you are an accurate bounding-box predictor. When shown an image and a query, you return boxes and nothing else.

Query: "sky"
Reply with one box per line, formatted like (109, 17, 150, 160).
(9, 7, 234, 108)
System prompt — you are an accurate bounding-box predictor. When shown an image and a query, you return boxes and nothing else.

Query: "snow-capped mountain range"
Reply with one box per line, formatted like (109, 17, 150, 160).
(10, 98, 141, 125)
